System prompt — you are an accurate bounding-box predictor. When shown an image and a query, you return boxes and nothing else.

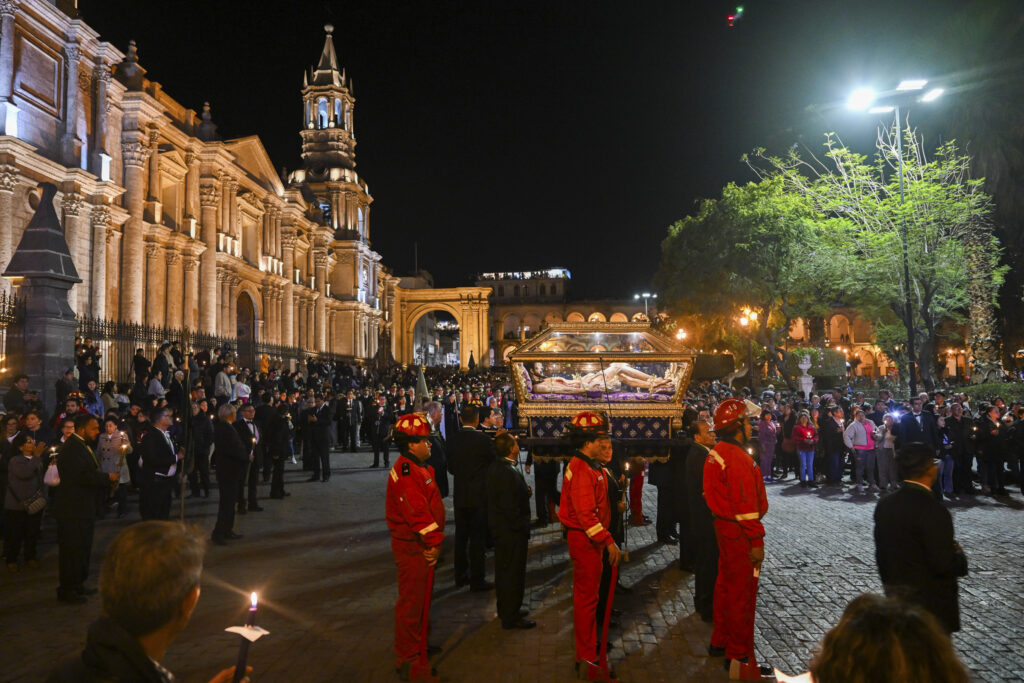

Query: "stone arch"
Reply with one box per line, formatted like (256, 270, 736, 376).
(522, 312, 542, 336)
(588, 311, 607, 322)
(609, 312, 628, 323)
(566, 311, 585, 323)
(544, 311, 563, 324)
(855, 348, 876, 377)
(396, 287, 490, 369)
(236, 288, 260, 370)
(632, 312, 648, 322)
(501, 313, 521, 339)
(829, 314, 851, 343)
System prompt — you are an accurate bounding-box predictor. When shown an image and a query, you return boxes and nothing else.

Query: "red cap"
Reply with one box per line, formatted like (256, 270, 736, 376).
(713, 398, 747, 431)
(568, 410, 609, 435)
(394, 413, 431, 437)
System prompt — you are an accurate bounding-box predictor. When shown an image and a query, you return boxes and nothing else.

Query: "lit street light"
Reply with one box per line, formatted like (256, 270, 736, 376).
(739, 307, 758, 394)
(847, 78, 944, 397)
(633, 292, 657, 318)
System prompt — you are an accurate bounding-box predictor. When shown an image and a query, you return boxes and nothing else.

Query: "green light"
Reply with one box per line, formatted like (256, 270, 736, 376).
(736, 6, 745, 14)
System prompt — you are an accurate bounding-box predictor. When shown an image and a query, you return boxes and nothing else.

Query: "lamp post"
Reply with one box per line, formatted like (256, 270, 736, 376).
(847, 80, 944, 397)
(633, 292, 657, 319)
(739, 307, 758, 395)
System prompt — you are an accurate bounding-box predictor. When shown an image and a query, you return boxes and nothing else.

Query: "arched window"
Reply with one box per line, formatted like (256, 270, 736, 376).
(334, 99, 342, 126)
(357, 207, 365, 236)
(551, 283, 558, 295)
(497, 286, 504, 297)
(317, 98, 329, 129)
(513, 285, 520, 297)
(539, 284, 546, 296)
(304, 100, 311, 126)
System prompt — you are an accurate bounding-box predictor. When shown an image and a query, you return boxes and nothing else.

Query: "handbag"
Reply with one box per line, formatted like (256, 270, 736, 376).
(7, 484, 47, 515)
(43, 461, 60, 486)
(781, 436, 796, 453)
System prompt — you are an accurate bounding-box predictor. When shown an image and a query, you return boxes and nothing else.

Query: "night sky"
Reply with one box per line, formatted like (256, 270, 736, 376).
(78, 0, 972, 298)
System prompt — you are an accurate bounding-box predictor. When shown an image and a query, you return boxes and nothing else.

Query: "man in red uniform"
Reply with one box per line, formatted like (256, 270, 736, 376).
(703, 398, 773, 680)
(558, 411, 622, 682)
(386, 413, 445, 682)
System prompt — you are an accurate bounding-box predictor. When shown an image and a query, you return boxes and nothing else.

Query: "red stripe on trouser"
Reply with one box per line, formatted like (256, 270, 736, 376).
(629, 469, 644, 516)
(710, 522, 759, 661)
(392, 538, 430, 664)
(567, 529, 603, 662)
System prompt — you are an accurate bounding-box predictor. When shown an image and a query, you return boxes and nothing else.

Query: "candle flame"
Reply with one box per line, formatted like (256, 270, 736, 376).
(250, 592, 258, 608)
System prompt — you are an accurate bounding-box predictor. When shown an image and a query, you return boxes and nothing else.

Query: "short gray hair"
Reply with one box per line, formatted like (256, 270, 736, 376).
(218, 402, 237, 420)
(424, 401, 442, 419)
(100, 522, 207, 636)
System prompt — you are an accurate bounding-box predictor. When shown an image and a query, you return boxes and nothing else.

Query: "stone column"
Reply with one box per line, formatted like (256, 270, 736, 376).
(281, 230, 295, 347)
(89, 63, 110, 177)
(229, 276, 240, 339)
(307, 298, 315, 352)
(89, 205, 110, 319)
(183, 151, 199, 233)
(219, 176, 231, 236)
(61, 42, 81, 167)
(0, 165, 16, 296)
(120, 130, 150, 322)
(262, 286, 274, 345)
(61, 192, 86, 314)
(198, 181, 219, 333)
(146, 128, 160, 201)
(145, 243, 166, 326)
(230, 191, 240, 244)
(296, 298, 305, 350)
(105, 231, 120, 318)
(165, 249, 183, 330)
(274, 211, 282, 258)
(216, 271, 229, 336)
(315, 250, 328, 351)
(183, 255, 198, 331)
(0, 1, 20, 136)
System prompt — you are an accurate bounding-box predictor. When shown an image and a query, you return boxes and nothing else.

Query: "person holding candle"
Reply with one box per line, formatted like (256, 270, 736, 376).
(48, 521, 251, 682)
(386, 413, 445, 682)
(97, 416, 132, 519)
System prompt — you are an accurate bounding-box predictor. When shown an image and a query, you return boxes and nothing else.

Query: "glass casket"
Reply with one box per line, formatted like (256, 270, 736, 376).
(508, 322, 695, 458)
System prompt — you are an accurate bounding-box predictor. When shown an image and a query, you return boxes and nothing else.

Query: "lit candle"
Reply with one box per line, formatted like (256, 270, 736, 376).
(233, 592, 258, 682)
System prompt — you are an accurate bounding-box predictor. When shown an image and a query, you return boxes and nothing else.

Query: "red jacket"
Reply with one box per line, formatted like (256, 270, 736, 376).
(386, 455, 446, 547)
(703, 440, 769, 547)
(792, 423, 818, 449)
(558, 453, 613, 547)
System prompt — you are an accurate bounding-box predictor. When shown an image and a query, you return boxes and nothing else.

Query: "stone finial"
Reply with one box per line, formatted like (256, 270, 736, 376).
(4, 183, 81, 283)
(198, 101, 218, 141)
(325, 23, 334, 34)
(114, 39, 147, 90)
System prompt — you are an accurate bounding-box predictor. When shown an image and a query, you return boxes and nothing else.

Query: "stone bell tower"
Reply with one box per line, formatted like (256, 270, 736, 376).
(300, 23, 356, 172)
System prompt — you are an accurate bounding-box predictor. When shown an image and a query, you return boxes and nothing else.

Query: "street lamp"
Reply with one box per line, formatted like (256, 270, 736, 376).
(633, 292, 657, 318)
(739, 307, 758, 394)
(675, 328, 687, 341)
(848, 78, 943, 397)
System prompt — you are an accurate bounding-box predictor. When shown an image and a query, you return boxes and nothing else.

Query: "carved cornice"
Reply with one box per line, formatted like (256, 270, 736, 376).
(0, 165, 17, 193)
(182, 255, 198, 271)
(0, 1, 19, 18)
(165, 249, 182, 266)
(61, 193, 83, 217)
(93, 66, 111, 86)
(199, 183, 220, 207)
(121, 136, 151, 168)
(90, 205, 112, 226)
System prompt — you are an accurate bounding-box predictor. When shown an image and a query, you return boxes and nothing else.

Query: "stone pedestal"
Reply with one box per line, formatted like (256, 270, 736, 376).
(3, 183, 81, 410)
(797, 355, 814, 398)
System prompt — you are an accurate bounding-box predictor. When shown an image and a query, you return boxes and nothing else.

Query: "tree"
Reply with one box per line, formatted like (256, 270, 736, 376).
(656, 177, 832, 391)
(750, 127, 1004, 389)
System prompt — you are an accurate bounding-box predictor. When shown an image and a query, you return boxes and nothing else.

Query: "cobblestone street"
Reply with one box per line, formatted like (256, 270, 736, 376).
(3, 449, 1023, 682)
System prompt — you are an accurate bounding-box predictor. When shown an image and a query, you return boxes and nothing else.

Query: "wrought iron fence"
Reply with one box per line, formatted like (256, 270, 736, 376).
(75, 315, 357, 386)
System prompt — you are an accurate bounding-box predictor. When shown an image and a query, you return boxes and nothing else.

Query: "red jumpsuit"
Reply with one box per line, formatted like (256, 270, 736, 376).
(559, 453, 614, 664)
(386, 455, 446, 675)
(703, 440, 769, 662)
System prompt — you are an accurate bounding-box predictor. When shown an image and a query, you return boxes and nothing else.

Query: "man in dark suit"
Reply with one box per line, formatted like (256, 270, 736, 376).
(234, 403, 264, 510)
(138, 407, 182, 521)
(486, 432, 535, 629)
(53, 414, 119, 603)
(345, 389, 362, 452)
(308, 393, 334, 481)
(874, 442, 968, 633)
(371, 394, 394, 468)
(819, 405, 847, 486)
(896, 397, 941, 452)
(685, 410, 719, 622)
(447, 404, 497, 591)
(254, 392, 277, 482)
(211, 404, 249, 545)
(425, 401, 449, 498)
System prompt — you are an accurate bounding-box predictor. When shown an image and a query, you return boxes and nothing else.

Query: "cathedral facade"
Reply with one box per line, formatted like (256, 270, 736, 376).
(0, 1, 434, 366)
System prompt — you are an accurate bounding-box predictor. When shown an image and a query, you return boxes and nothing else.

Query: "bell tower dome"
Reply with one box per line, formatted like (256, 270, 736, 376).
(300, 24, 356, 173)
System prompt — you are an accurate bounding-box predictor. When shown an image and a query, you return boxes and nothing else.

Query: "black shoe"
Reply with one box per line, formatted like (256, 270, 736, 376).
(237, 506, 247, 515)
(700, 611, 713, 623)
(211, 535, 229, 546)
(707, 644, 726, 657)
(426, 645, 442, 655)
(615, 581, 632, 594)
(502, 618, 537, 630)
(58, 592, 87, 605)
(77, 585, 98, 596)
(807, 482, 819, 489)
(658, 534, 679, 544)
(248, 505, 264, 512)
(518, 608, 530, 617)
(322, 477, 330, 482)
(455, 577, 469, 588)
(370, 464, 379, 468)
(227, 531, 244, 539)
(470, 581, 494, 592)
(531, 520, 547, 529)
(308, 475, 320, 482)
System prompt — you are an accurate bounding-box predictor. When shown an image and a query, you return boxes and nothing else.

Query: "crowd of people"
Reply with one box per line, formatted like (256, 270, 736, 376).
(0, 337, 999, 681)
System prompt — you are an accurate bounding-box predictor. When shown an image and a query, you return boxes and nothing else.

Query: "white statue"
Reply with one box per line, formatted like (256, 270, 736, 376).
(797, 355, 814, 398)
